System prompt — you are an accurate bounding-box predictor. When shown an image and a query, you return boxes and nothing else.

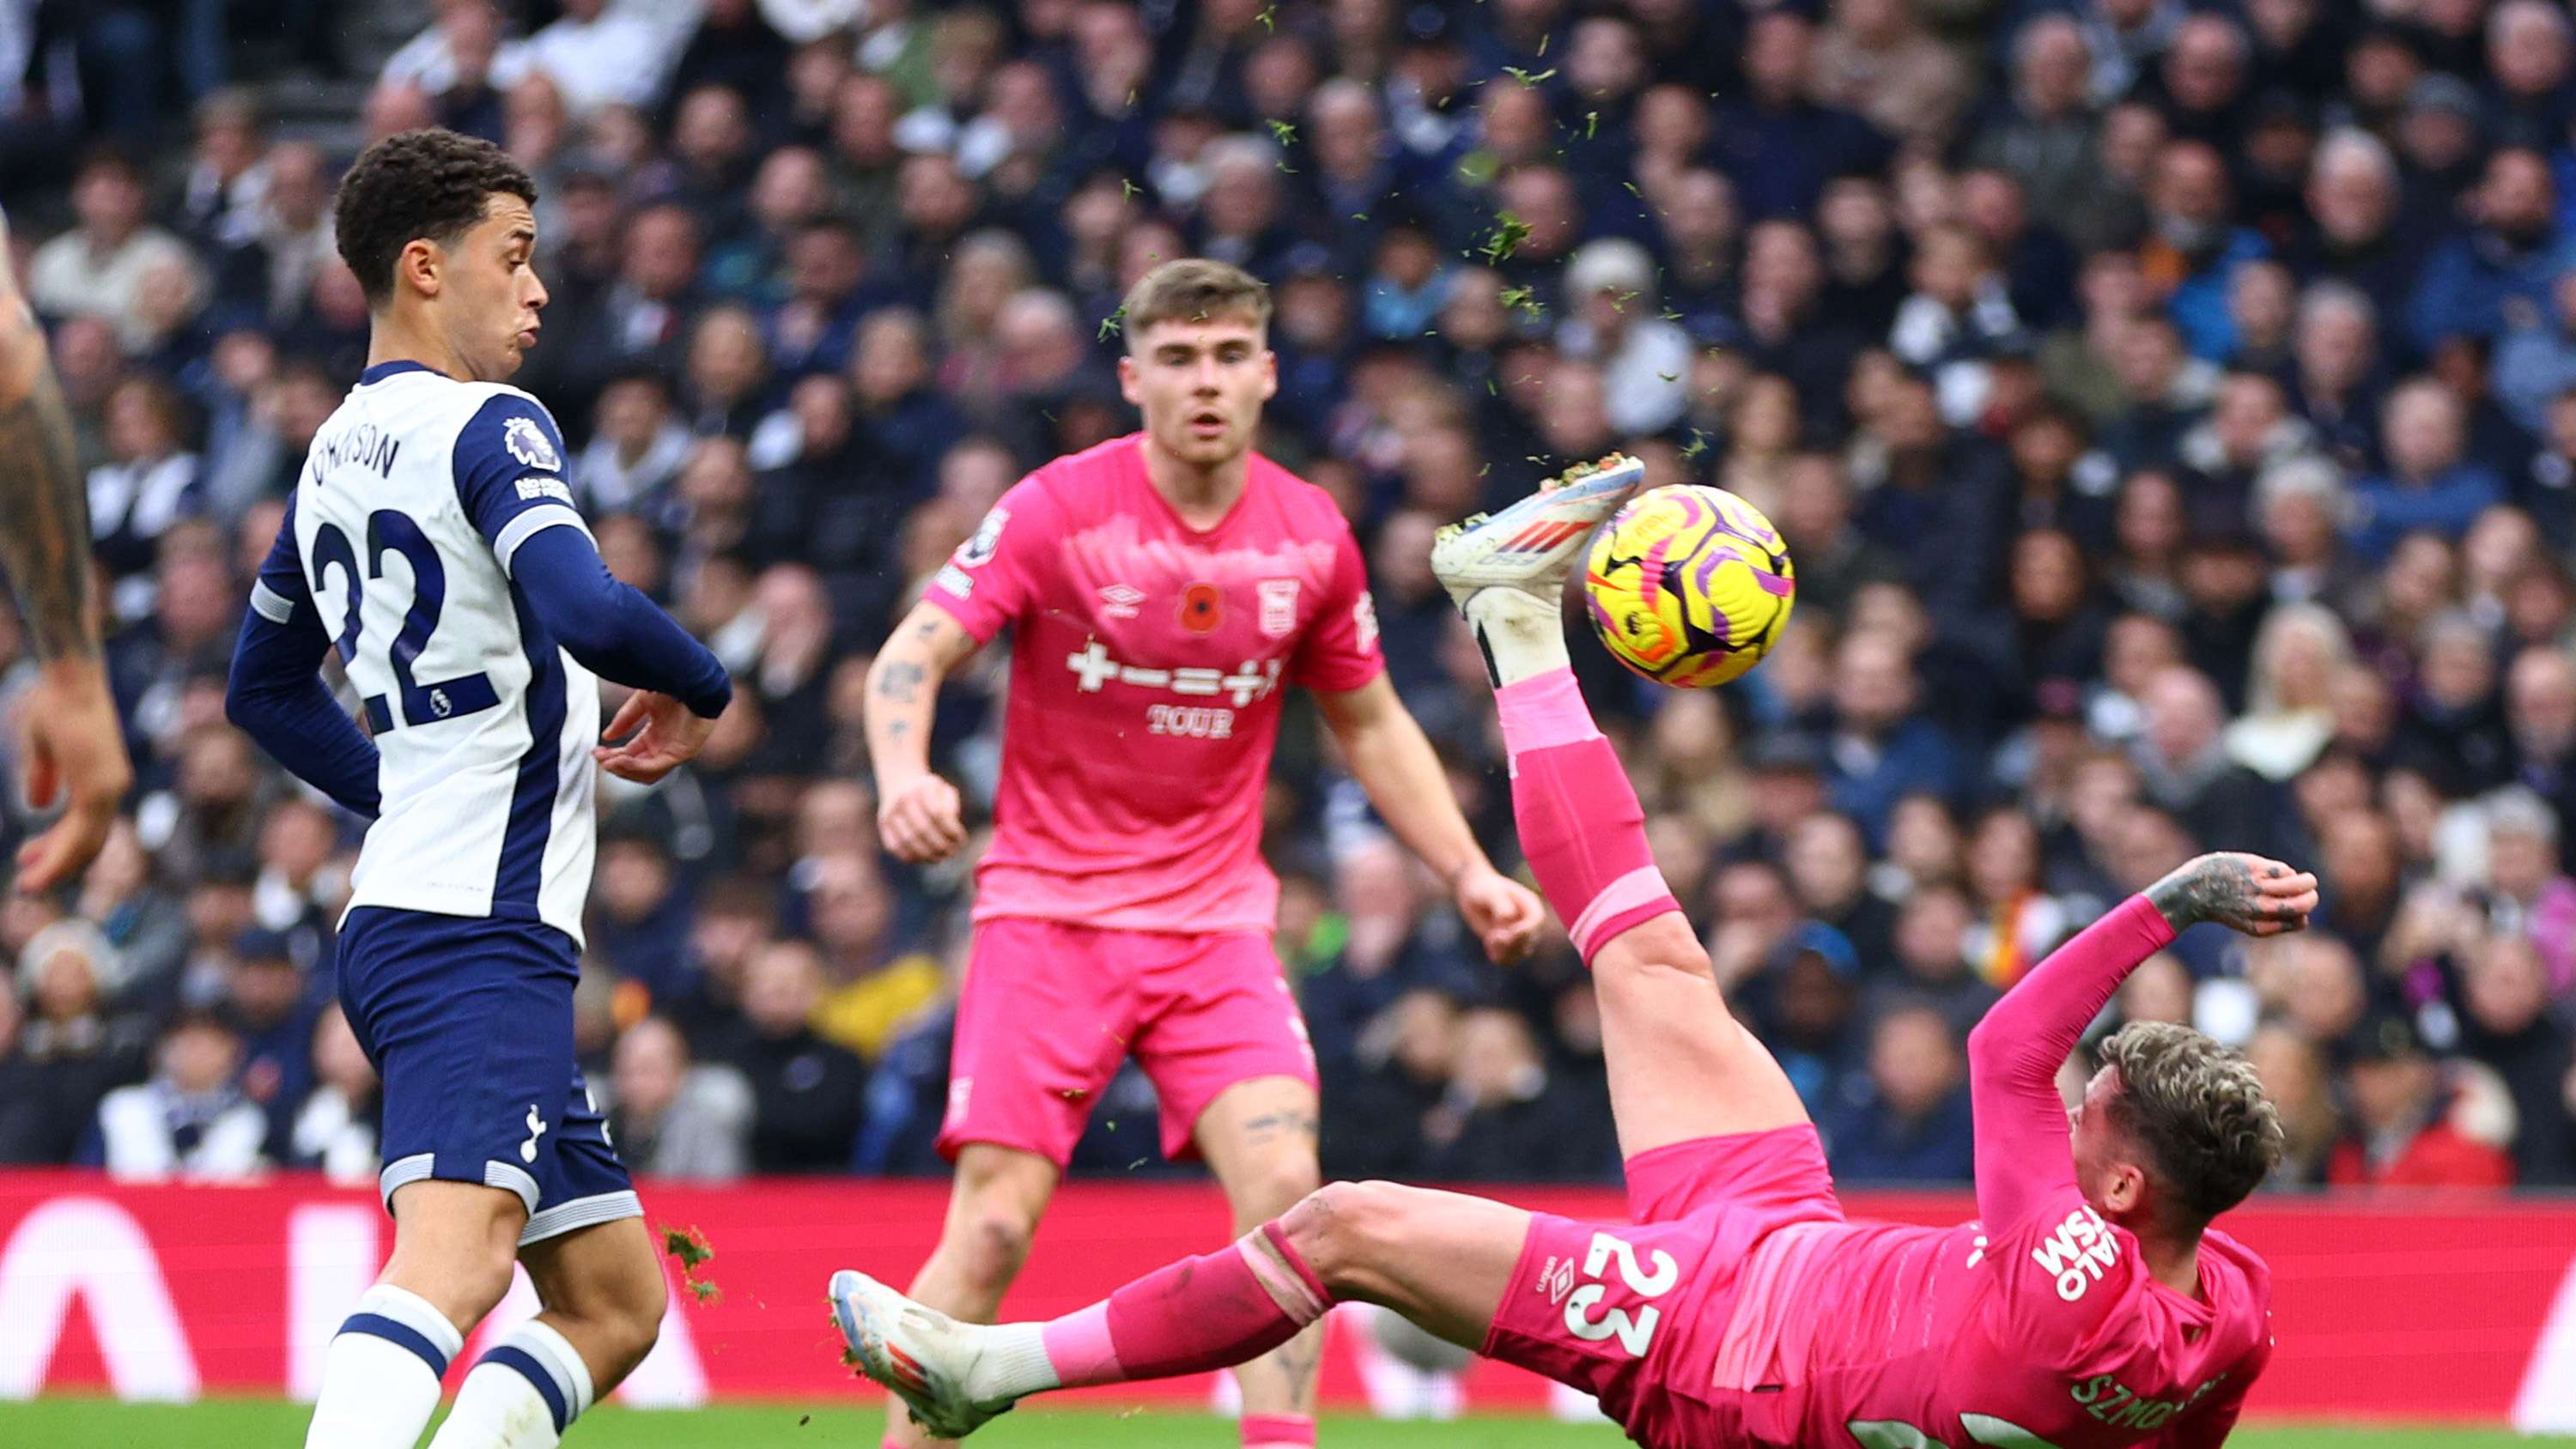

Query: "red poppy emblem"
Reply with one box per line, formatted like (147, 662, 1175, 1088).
(1180, 582, 1223, 633)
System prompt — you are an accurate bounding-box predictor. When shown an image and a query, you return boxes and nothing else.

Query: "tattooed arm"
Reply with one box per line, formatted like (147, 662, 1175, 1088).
(867, 600, 981, 864)
(2145, 852, 2322, 938)
(0, 211, 133, 891)
(1967, 852, 2317, 1228)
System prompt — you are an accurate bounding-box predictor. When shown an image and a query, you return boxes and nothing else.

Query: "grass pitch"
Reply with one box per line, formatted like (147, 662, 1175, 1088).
(5, 1401, 2567, 1449)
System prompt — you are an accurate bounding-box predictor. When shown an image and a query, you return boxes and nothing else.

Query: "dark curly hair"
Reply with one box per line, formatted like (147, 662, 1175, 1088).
(2096, 1021, 2286, 1229)
(333, 128, 538, 308)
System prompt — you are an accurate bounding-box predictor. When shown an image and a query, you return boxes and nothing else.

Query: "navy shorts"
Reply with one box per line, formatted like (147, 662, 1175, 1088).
(338, 906, 637, 1246)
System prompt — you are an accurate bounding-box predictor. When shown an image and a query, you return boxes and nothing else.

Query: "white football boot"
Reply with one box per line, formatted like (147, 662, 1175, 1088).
(829, 1269, 1015, 1439)
(1428, 452, 1645, 612)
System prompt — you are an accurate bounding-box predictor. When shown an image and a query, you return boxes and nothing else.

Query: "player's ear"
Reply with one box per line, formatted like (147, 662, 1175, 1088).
(1260, 345, 1278, 402)
(399, 237, 443, 300)
(1117, 352, 1141, 407)
(2105, 1161, 2148, 1217)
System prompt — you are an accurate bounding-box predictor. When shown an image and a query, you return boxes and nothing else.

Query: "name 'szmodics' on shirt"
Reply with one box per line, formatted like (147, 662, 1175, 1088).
(926, 433, 1383, 935)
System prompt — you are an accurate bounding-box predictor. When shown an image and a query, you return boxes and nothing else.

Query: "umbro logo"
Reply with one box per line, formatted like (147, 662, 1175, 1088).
(1538, 1255, 1576, 1306)
(1099, 584, 1145, 619)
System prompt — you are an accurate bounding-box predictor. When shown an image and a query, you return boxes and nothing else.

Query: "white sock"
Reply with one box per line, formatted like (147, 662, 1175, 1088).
(1467, 589, 1571, 687)
(961, 1322, 1057, 1401)
(306, 1284, 463, 1449)
(427, 1320, 597, 1449)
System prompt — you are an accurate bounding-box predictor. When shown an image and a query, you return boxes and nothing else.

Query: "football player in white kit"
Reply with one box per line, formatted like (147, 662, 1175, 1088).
(225, 130, 732, 1449)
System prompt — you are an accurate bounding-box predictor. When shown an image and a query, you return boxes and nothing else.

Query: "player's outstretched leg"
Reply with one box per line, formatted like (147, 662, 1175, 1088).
(831, 1182, 1531, 1439)
(1431, 459, 1809, 1167)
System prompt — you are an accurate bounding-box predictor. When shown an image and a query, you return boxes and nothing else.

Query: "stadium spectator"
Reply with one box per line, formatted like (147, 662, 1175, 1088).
(72, 821, 191, 1008)
(94, 1009, 265, 1181)
(512, 0, 671, 118)
(724, 938, 868, 1173)
(606, 1016, 755, 1181)
(2328, 1006, 2518, 1188)
(1326, 987, 1461, 1183)
(2225, 603, 2350, 781)
(2141, 140, 2270, 361)
(2507, 646, 2576, 832)
(285, 1006, 379, 1186)
(1785, 812, 1899, 967)
(2458, 933, 2576, 1185)
(1417, 1005, 1612, 1182)
(2245, 1025, 2342, 1185)
(1874, 884, 2004, 1038)
(1557, 239, 1691, 437)
(2415, 148, 2576, 355)
(1822, 1003, 1976, 1183)
(222, 927, 319, 1149)
(29, 150, 205, 355)
(2136, 665, 2287, 857)
(591, 830, 694, 1003)
(9, 920, 152, 1164)
(2350, 379, 2511, 563)
(1738, 920, 1869, 1119)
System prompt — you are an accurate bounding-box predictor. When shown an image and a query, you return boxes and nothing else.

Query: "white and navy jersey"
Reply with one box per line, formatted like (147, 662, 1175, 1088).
(252, 361, 602, 943)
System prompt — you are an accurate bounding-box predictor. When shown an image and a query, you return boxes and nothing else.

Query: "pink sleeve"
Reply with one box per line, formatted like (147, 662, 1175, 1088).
(1967, 894, 2176, 1233)
(1289, 523, 1386, 692)
(922, 476, 1051, 643)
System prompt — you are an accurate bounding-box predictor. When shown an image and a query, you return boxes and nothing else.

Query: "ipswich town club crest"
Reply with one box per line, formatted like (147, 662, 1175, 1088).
(1258, 579, 1299, 638)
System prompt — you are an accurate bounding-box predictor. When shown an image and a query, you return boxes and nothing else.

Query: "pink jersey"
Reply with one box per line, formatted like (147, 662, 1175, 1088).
(924, 433, 1383, 933)
(1716, 897, 2274, 1449)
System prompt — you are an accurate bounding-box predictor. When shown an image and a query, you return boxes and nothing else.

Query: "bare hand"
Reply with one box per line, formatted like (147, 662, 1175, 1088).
(2147, 852, 2319, 937)
(1455, 862, 1544, 965)
(878, 772, 965, 863)
(592, 690, 719, 785)
(13, 658, 132, 893)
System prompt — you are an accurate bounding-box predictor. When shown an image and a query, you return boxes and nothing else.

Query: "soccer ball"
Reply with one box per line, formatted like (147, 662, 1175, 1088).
(1583, 484, 1795, 688)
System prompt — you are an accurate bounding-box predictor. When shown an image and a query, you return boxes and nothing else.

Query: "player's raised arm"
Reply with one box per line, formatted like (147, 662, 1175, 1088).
(0, 208, 133, 890)
(1967, 852, 2317, 1229)
(223, 498, 384, 817)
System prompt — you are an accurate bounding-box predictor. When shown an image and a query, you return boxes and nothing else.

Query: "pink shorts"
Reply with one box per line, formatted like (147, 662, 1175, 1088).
(1482, 1125, 1841, 1446)
(936, 917, 1319, 1167)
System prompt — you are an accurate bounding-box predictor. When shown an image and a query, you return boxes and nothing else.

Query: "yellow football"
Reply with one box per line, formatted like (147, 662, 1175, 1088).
(1583, 484, 1795, 688)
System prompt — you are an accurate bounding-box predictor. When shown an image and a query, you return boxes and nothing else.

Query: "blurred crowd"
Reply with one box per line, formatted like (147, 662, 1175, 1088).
(1, 0, 2573, 1194)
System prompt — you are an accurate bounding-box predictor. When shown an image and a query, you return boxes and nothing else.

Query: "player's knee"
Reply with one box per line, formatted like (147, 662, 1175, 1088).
(1234, 1155, 1323, 1222)
(957, 1205, 1038, 1290)
(440, 1252, 519, 1327)
(1278, 1180, 1406, 1296)
(624, 1257, 670, 1342)
(601, 1269, 666, 1379)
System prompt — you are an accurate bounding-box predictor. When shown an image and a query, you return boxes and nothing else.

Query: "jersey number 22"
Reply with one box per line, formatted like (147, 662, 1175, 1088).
(315, 510, 498, 731)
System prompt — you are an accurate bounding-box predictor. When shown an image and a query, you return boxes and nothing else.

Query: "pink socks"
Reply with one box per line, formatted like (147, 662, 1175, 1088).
(1039, 1222, 1331, 1388)
(1242, 1414, 1318, 1449)
(1496, 670, 1680, 964)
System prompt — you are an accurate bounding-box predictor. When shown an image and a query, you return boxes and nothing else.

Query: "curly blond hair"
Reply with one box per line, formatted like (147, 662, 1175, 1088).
(2096, 1021, 2286, 1227)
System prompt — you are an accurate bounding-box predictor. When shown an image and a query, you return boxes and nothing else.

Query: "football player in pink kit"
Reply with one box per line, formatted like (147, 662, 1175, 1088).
(856, 258, 1545, 1449)
(834, 463, 2313, 1449)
